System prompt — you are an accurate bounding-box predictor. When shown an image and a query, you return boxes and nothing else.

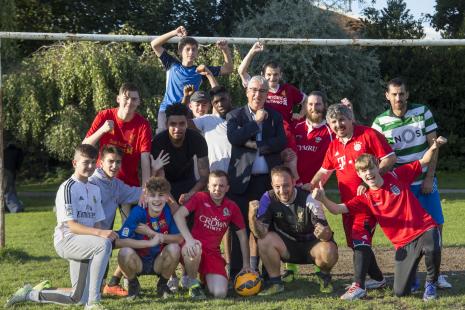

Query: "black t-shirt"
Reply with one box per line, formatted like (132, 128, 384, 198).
(151, 129, 208, 182)
(257, 187, 328, 242)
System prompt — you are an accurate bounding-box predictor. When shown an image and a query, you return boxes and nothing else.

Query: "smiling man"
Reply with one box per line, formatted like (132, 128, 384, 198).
(309, 103, 396, 300)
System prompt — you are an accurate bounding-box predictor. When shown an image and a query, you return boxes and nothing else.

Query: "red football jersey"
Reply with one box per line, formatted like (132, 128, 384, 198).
(185, 192, 245, 251)
(294, 120, 334, 184)
(86, 108, 152, 186)
(345, 161, 437, 249)
(265, 83, 304, 123)
(321, 125, 394, 202)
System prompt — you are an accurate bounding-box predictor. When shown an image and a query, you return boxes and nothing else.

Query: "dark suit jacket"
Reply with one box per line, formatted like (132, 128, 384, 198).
(226, 106, 287, 194)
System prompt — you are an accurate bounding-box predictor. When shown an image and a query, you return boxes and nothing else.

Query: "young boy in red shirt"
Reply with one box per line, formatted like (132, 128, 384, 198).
(313, 136, 447, 301)
(174, 170, 253, 299)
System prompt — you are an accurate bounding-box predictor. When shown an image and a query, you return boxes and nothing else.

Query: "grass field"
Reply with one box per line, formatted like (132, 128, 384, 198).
(1, 190, 465, 309)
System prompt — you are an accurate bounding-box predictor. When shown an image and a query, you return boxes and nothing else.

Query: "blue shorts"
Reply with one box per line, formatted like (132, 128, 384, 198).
(410, 177, 444, 225)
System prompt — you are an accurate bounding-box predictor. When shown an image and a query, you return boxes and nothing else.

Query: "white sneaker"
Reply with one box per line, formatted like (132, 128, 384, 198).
(365, 277, 386, 289)
(341, 282, 367, 300)
(437, 274, 452, 289)
(167, 276, 179, 293)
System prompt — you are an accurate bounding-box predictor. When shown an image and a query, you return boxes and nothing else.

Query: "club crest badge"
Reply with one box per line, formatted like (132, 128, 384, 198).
(223, 207, 231, 217)
(276, 212, 283, 218)
(315, 137, 322, 143)
(122, 227, 129, 237)
(354, 142, 362, 151)
(152, 221, 159, 231)
(297, 207, 305, 223)
(390, 184, 401, 196)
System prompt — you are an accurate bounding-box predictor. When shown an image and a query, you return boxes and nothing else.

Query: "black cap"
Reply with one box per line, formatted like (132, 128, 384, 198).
(190, 91, 211, 102)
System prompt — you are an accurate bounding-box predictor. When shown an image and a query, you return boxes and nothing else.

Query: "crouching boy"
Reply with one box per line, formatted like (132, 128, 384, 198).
(117, 177, 182, 299)
(174, 170, 252, 299)
(313, 136, 447, 301)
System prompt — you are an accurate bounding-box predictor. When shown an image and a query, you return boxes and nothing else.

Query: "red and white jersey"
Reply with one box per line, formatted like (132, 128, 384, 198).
(321, 125, 394, 202)
(86, 108, 152, 187)
(185, 192, 245, 251)
(294, 120, 334, 184)
(345, 161, 437, 249)
(265, 83, 304, 124)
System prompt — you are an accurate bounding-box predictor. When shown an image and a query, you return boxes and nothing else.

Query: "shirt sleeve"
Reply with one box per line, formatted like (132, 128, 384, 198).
(287, 84, 305, 106)
(158, 50, 177, 71)
(424, 106, 438, 134)
(256, 192, 273, 225)
(368, 128, 395, 159)
(184, 193, 200, 213)
(117, 180, 142, 205)
(55, 183, 79, 223)
(118, 206, 144, 239)
(344, 195, 369, 216)
(393, 161, 422, 185)
(164, 207, 180, 235)
(230, 203, 246, 230)
(192, 117, 206, 132)
(138, 120, 153, 153)
(85, 111, 106, 138)
(207, 66, 221, 76)
(191, 131, 208, 158)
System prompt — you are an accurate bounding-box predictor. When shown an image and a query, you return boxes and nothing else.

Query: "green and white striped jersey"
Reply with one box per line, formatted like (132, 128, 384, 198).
(372, 103, 437, 185)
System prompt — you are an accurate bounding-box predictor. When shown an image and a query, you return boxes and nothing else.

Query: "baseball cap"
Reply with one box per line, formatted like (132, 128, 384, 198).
(190, 91, 211, 102)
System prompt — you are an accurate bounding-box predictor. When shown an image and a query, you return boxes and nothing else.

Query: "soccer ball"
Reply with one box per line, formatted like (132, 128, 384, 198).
(234, 272, 262, 296)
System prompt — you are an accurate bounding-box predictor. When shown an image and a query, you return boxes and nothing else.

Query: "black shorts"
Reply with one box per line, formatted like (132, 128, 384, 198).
(279, 233, 335, 264)
(138, 255, 157, 276)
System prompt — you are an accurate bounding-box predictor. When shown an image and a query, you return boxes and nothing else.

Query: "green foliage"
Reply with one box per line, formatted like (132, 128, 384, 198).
(429, 0, 465, 38)
(233, 0, 383, 122)
(0, 0, 19, 71)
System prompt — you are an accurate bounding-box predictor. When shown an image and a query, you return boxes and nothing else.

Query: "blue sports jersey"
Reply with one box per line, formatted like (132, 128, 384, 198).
(118, 204, 179, 262)
(158, 51, 221, 112)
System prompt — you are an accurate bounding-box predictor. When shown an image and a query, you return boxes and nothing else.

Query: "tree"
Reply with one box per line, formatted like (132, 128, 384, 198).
(429, 0, 465, 38)
(0, 0, 19, 72)
(233, 0, 383, 122)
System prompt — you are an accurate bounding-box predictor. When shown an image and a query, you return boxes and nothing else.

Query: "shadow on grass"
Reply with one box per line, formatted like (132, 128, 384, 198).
(0, 247, 53, 263)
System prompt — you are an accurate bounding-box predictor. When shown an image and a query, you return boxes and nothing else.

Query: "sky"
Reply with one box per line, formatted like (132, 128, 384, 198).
(350, 0, 440, 38)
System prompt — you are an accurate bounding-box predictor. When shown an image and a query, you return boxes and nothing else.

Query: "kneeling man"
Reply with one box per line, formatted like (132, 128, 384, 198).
(118, 177, 182, 299)
(250, 166, 338, 295)
(174, 170, 252, 299)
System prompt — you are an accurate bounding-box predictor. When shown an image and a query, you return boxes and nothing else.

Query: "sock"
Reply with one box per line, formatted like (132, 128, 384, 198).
(250, 256, 259, 271)
(269, 276, 282, 284)
(367, 249, 384, 282)
(314, 265, 321, 273)
(353, 246, 372, 289)
(108, 276, 121, 287)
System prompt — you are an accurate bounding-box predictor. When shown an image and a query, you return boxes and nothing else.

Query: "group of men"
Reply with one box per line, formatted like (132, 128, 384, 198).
(5, 26, 451, 309)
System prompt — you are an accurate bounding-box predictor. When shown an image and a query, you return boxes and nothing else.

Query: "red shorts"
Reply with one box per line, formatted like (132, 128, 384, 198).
(342, 212, 377, 248)
(199, 248, 228, 279)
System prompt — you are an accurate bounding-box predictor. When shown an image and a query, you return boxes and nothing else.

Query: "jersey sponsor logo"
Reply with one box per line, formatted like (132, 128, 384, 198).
(337, 156, 346, 170)
(65, 205, 73, 217)
(122, 227, 129, 237)
(199, 215, 228, 231)
(393, 128, 422, 144)
(390, 184, 401, 195)
(297, 144, 318, 152)
(267, 94, 288, 106)
(354, 141, 362, 151)
(223, 207, 230, 217)
(76, 210, 96, 219)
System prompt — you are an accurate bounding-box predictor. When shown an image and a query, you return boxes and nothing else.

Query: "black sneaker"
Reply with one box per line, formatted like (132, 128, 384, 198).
(189, 282, 206, 299)
(315, 271, 333, 293)
(127, 278, 141, 299)
(157, 280, 174, 299)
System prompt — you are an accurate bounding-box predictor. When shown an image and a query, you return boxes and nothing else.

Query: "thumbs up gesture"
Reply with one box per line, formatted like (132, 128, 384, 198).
(312, 181, 325, 202)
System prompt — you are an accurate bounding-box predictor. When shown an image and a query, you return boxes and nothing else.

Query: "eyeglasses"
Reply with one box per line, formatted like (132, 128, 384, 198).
(247, 88, 268, 94)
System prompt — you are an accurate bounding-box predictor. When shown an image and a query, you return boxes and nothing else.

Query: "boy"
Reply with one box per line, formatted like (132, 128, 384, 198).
(117, 177, 182, 299)
(89, 145, 168, 296)
(313, 136, 447, 301)
(5, 144, 115, 309)
(151, 26, 233, 132)
(173, 171, 253, 299)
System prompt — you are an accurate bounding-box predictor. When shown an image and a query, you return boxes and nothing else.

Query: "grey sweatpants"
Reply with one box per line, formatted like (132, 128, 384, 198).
(32, 234, 112, 305)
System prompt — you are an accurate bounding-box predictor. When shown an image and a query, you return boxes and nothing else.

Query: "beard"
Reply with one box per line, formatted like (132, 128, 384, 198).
(307, 109, 325, 123)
